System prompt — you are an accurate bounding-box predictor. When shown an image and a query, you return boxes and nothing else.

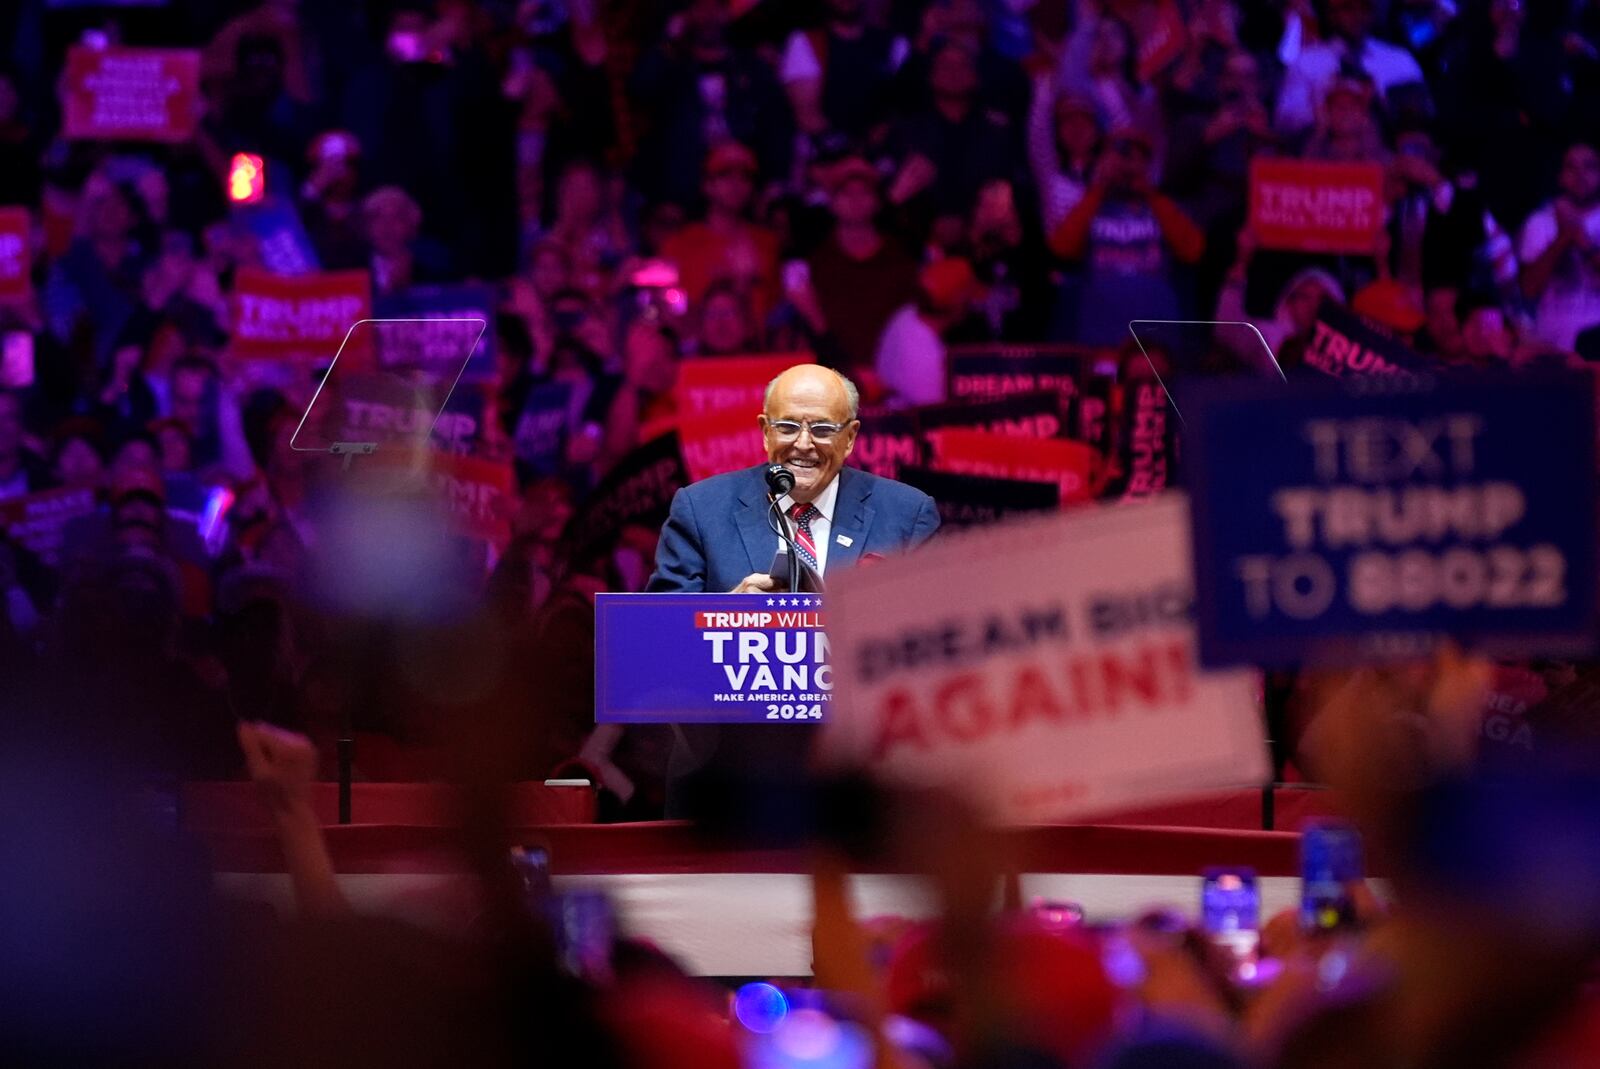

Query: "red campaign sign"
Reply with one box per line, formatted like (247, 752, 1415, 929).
(425, 451, 514, 547)
(0, 208, 30, 301)
(927, 429, 1096, 504)
(0, 486, 98, 566)
(1135, 0, 1189, 82)
(678, 405, 764, 483)
(230, 268, 372, 365)
(63, 46, 201, 143)
(674, 353, 813, 419)
(1249, 159, 1385, 255)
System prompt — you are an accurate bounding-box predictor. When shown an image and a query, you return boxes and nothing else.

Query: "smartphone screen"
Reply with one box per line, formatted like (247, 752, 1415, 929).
(510, 845, 552, 902)
(551, 888, 614, 983)
(1300, 821, 1363, 933)
(1200, 867, 1260, 967)
(1, 332, 34, 389)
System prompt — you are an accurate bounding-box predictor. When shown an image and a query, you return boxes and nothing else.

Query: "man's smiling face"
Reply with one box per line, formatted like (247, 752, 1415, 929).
(759, 366, 859, 503)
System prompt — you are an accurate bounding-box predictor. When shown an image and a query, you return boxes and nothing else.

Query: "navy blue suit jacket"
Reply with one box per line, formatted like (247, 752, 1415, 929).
(647, 464, 940, 592)
(644, 463, 938, 815)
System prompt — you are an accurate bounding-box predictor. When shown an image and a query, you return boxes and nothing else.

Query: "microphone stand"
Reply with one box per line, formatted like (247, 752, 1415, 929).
(766, 495, 803, 594)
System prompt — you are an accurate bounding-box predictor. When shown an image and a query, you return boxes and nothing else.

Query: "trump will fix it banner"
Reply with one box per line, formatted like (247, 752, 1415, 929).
(63, 46, 201, 143)
(1248, 159, 1385, 255)
(230, 268, 372, 365)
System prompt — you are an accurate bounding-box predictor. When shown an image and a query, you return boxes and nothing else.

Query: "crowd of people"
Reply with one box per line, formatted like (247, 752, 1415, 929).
(6, 0, 1598, 792)
(5, 1, 1600, 1066)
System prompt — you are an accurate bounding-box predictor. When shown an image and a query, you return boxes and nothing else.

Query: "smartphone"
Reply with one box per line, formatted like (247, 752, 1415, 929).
(510, 845, 553, 905)
(1200, 867, 1260, 970)
(550, 888, 615, 983)
(1, 332, 33, 389)
(1300, 820, 1363, 934)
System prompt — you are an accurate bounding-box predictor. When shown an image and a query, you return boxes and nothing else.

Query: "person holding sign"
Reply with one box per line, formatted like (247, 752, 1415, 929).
(648, 364, 940, 594)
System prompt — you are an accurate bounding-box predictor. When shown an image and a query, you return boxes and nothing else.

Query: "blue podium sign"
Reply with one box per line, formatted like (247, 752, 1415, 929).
(595, 593, 833, 723)
(1184, 373, 1599, 667)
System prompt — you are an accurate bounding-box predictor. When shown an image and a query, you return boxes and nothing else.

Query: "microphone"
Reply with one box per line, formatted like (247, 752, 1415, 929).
(763, 464, 801, 593)
(764, 463, 795, 496)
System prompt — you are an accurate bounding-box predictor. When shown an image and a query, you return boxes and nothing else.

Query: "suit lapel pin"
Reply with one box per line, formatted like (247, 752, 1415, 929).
(836, 534, 853, 547)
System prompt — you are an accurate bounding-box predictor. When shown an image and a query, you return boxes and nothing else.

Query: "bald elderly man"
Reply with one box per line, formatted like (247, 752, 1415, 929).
(646, 365, 939, 814)
(648, 364, 939, 593)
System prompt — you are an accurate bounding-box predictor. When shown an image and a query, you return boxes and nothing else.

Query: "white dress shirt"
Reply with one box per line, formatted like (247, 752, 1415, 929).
(776, 472, 840, 576)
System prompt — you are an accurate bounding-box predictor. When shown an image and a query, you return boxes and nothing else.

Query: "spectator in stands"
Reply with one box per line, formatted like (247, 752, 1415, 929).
(1436, 0, 1576, 226)
(1048, 126, 1206, 346)
(968, 178, 1052, 340)
(363, 185, 454, 296)
(1386, 124, 1519, 299)
(1028, 78, 1101, 233)
(780, 0, 906, 140)
(155, 417, 199, 479)
(1519, 140, 1600, 349)
(1301, 71, 1388, 163)
(1275, 0, 1426, 137)
(694, 280, 759, 356)
(0, 387, 48, 499)
(1217, 219, 1347, 358)
(538, 160, 630, 292)
(628, 0, 794, 208)
(1056, 0, 1157, 137)
(206, 31, 315, 183)
(806, 154, 920, 373)
(139, 230, 228, 347)
(888, 37, 1023, 234)
(875, 257, 985, 407)
(1420, 282, 1468, 358)
(510, 238, 574, 362)
(1164, 49, 1276, 305)
(659, 143, 781, 321)
(165, 356, 252, 479)
(600, 320, 679, 471)
(299, 130, 367, 270)
(897, 0, 1029, 120)
(1456, 291, 1518, 364)
(340, 3, 517, 277)
(93, 342, 160, 443)
(43, 174, 150, 368)
(50, 419, 105, 491)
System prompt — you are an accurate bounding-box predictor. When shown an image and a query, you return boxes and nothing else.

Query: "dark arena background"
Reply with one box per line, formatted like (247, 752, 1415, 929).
(4, 0, 1600, 1066)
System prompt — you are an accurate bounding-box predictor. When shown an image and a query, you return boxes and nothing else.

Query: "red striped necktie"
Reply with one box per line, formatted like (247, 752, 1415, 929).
(789, 502, 821, 575)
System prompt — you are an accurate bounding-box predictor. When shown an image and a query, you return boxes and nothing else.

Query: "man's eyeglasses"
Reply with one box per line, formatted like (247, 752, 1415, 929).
(766, 419, 850, 442)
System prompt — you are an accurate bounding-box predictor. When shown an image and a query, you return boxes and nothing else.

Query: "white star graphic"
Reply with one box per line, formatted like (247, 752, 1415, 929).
(766, 598, 775, 606)
(801, 598, 813, 607)
(778, 598, 789, 606)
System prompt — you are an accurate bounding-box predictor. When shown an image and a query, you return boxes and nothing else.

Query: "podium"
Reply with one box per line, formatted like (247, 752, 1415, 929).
(594, 593, 833, 724)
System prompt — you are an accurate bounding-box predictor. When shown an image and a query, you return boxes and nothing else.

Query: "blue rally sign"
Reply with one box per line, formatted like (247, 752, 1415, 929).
(595, 593, 833, 723)
(1183, 373, 1599, 668)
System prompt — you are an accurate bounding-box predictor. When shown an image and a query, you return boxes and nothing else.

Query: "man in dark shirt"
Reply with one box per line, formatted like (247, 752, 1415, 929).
(629, 0, 794, 209)
(781, 0, 905, 140)
(807, 155, 920, 371)
(888, 37, 1022, 227)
